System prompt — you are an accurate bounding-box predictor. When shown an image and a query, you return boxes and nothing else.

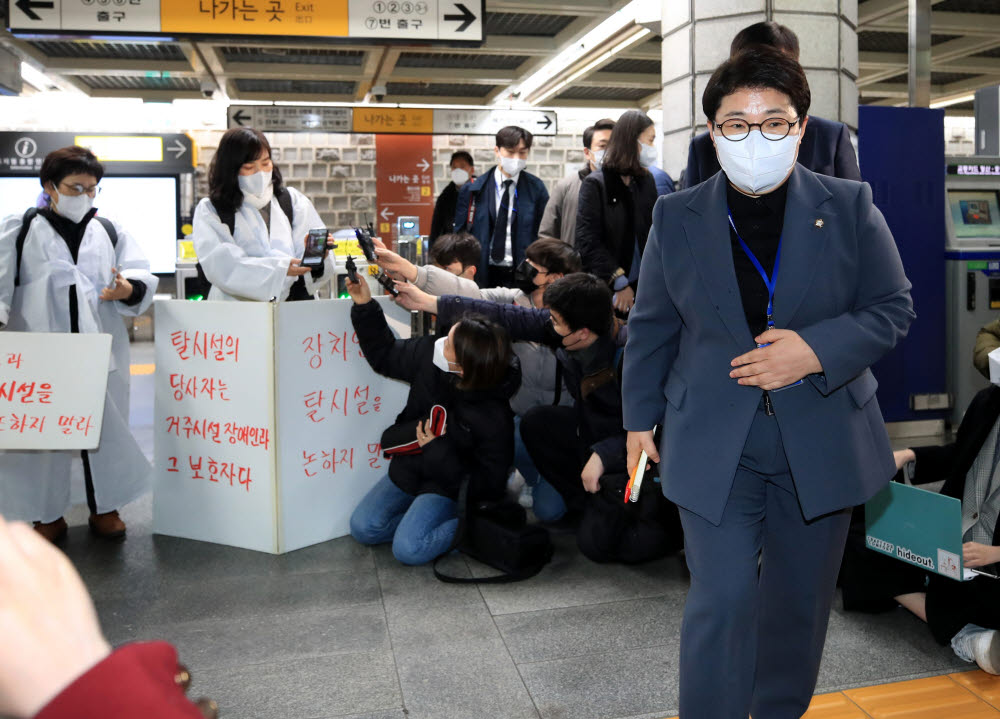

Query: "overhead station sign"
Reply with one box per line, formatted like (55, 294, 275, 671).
(0, 131, 194, 175)
(7, 0, 484, 43)
(228, 105, 558, 136)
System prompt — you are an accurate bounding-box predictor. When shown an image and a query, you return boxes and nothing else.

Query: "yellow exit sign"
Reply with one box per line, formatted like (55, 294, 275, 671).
(162, 1, 348, 37)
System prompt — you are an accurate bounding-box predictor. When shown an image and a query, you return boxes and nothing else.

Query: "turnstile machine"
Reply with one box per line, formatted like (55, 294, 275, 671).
(945, 157, 1000, 423)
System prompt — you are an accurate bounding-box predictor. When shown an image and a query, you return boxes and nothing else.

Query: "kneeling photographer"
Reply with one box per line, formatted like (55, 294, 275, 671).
(345, 272, 521, 566)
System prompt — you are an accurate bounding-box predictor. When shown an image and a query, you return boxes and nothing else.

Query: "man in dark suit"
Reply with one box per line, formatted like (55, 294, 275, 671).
(429, 151, 474, 244)
(681, 21, 861, 189)
(453, 126, 549, 288)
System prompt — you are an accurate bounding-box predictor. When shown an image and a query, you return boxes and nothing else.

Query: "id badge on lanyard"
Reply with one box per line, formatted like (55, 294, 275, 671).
(728, 210, 803, 397)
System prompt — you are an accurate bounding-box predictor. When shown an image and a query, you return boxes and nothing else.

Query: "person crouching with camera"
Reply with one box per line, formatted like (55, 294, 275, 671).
(345, 273, 521, 565)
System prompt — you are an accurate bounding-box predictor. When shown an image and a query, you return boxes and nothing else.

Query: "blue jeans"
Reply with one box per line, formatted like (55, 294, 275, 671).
(514, 414, 567, 521)
(349, 475, 458, 565)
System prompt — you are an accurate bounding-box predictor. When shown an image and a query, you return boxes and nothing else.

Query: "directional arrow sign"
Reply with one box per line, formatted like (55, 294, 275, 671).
(416, 158, 430, 172)
(380, 207, 395, 222)
(168, 139, 188, 159)
(443, 3, 476, 32)
(14, 0, 54, 22)
(537, 116, 553, 130)
(232, 109, 251, 127)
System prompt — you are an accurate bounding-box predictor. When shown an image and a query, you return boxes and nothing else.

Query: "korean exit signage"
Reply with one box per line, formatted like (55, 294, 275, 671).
(7, 0, 485, 43)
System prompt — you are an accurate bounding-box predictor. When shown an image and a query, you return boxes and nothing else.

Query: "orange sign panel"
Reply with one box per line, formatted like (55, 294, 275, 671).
(161, 1, 348, 38)
(353, 109, 434, 134)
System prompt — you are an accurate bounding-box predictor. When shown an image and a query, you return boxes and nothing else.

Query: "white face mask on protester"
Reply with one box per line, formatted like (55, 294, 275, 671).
(590, 149, 606, 171)
(432, 337, 461, 374)
(52, 190, 94, 224)
(638, 142, 659, 168)
(498, 156, 526, 177)
(714, 130, 800, 195)
(451, 168, 470, 186)
(238, 170, 274, 209)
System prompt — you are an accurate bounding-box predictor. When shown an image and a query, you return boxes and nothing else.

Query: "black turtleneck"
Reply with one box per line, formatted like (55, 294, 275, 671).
(726, 181, 789, 339)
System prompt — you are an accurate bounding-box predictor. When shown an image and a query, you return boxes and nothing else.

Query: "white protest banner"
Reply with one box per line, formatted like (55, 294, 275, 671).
(0, 332, 111, 450)
(275, 298, 410, 551)
(153, 301, 278, 554)
(153, 298, 410, 554)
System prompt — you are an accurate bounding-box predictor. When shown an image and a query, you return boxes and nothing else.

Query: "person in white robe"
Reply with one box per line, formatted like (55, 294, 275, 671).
(0, 145, 157, 541)
(192, 127, 334, 302)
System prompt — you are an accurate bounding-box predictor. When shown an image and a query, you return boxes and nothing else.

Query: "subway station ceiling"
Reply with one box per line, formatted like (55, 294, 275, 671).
(0, 0, 998, 113)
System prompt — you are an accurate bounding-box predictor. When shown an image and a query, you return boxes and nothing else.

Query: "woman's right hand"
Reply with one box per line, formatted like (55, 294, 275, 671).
(893, 449, 915, 472)
(286, 258, 311, 277)
(416, 419, 445, 447)
(393, 282, 438, 314)
(626, 430, 660, 477)
(614, 285, 635, 314)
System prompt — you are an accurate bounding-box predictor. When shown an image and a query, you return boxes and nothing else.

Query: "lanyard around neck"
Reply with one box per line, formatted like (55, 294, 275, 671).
(727, 208, 782, 330)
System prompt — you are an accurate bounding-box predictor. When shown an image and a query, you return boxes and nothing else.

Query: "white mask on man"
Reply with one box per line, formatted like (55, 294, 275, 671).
(498, 156, 526, 177)
(714, 130, 800, 195)
(451, 168, 470, 186)
(238, 170, 274, 209)
(590, 149, 606, 171)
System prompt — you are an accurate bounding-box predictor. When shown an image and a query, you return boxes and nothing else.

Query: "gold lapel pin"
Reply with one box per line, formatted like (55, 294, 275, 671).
(814, 218, 824, 228)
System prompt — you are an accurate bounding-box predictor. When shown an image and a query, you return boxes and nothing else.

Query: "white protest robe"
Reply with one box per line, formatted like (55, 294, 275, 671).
(192, 187, 334, 302)
(0, 211, 157, 522)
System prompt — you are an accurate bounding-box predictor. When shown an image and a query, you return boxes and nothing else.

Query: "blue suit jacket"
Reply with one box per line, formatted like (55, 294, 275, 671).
(453, 166, 550, 287)
(623, 167, 914, 524)
(681, 115, 861, 189)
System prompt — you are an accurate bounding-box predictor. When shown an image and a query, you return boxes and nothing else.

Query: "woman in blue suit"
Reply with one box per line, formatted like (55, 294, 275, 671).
(623, 46, 914, 718)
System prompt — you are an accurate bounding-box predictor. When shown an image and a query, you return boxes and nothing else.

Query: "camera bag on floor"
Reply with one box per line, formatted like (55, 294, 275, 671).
(433, 477, 554, 584)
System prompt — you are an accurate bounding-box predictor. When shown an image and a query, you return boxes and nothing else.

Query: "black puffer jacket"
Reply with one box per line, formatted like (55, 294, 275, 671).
(351, 300, 521, 502)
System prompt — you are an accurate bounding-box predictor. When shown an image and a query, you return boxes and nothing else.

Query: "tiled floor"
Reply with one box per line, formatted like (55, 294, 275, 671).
(47, 347, 988, 718)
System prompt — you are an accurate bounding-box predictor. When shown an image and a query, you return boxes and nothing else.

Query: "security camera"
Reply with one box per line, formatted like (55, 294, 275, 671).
(200, 79, 216, 99)
(371, 84, 387, 102)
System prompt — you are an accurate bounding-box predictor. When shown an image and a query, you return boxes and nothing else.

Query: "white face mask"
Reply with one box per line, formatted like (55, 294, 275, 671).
(590, 149, 605, 171)
(714, 130, 801, 195)
(451, 168, 470, 186)
(52, 190, 94, 224)
(638, 142, 659, 168)
(432, 336, 461, 374)
(498, 156, 526, 177)
(239, 170, 273, 209)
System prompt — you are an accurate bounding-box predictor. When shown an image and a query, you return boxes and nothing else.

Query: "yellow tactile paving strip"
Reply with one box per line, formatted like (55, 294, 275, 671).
(665, 671, 1000, 719)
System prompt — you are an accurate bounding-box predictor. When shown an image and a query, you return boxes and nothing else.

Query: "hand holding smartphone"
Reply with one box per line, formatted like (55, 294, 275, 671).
(302, 228, 329, 267)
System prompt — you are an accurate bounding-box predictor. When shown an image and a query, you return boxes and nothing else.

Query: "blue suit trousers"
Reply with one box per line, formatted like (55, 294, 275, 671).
(677, 399, 852, 719)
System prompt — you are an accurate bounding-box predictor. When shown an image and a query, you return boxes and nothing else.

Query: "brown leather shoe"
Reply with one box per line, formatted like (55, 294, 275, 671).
(88, 510, 126, 540)
(33, 517, 68, 543)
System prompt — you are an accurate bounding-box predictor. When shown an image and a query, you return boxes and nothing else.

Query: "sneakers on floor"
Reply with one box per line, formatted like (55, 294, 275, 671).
(951, 624, 1000, 674)
(33, 517, 68, 543)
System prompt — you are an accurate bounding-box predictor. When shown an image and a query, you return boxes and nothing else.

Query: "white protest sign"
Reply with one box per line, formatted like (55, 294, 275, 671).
(275, 298, 410, 551)
(0, 332, 111, 450)
(153, 301, 278, 554)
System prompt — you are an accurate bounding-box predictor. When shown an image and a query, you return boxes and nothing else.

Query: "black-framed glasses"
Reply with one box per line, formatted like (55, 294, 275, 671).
(59, 181, 101, 197)
(712, 117, 801, 142)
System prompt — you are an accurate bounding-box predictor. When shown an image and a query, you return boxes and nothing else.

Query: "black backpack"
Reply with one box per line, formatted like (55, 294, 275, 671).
(14, 207, 118, 286)
(196, 190, 295, 294)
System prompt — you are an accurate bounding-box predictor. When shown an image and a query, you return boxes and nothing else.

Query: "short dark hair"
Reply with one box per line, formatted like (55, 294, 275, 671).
(731, 21, 799, 60)
(543, 273, 613, 336)
(702, 45, 811, 122)
(450, 151, 474, 168)
(495, 125, 533, 151)
(582, 118, 616, 149)
(600, 110, 653, 178)
(40, 146, 104, 190)
(525, 238, 582, 275)
(208, 127, 287, 215)
(430, 232, 481, 270)
(452, 314, 513, 391)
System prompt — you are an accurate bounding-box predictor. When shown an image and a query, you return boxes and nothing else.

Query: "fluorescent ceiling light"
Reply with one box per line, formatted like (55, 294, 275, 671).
(503, 0, 657, 104)
(20, 62, 51, 91)
(930, 94, 975, 109)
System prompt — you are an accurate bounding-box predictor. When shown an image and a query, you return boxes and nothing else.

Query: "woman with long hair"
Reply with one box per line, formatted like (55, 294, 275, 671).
(192, 127, 333, 301)
(574, 109, 659, 316)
